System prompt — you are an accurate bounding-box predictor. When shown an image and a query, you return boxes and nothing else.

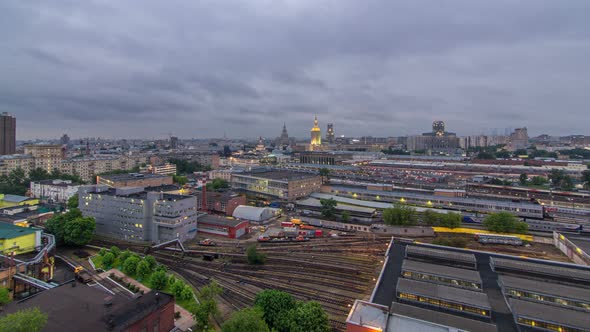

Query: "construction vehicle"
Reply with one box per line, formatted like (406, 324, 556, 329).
(199, 239, 217, 247)
(74, 266, 92, 283)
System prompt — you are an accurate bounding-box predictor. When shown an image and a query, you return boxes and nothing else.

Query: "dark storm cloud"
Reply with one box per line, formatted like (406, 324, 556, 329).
(0, 0, 589, 139)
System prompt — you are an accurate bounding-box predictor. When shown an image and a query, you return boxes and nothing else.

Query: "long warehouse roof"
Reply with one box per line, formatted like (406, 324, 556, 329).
(396, 278, 491, 309)
(499, 275, 590, 302)
(491, 257, 590, 282)
(509, 298, 590, 330)
(402, 259, 482, 284)
(405, 245, 477, 264)
(310, 192, 452, 213)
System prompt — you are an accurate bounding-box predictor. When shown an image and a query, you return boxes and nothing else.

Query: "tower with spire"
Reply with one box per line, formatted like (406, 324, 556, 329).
(310, 115, 322, 150)
(278, 123, 290, 146)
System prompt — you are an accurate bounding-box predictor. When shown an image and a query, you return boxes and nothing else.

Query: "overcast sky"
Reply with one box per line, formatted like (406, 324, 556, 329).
(1, 1, 589, 140)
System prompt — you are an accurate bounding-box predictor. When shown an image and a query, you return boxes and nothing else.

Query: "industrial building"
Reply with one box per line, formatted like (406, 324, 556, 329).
(79, 185, 198, 244)
(347, 240, 590, 332)
(0, 194, 39, 208)
(197, 214, 249, 239)
(231, 169, 321, 201)
(30, 179, 81, 204)
(96, 172, 173, 188)
(1, 283, 175, 332)
(0, 222, 42, 255)
(232, 205, 280, 223)
(195, 190, 246, 216)
(295, 197, 377, 224)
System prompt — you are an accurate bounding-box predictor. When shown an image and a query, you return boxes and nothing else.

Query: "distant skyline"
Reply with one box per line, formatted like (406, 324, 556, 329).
(1, 1, 590, 139)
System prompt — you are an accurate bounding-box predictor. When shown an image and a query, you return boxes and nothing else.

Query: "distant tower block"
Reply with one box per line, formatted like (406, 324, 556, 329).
(432, 121, 445, 137)
(326, 123, 335, 144)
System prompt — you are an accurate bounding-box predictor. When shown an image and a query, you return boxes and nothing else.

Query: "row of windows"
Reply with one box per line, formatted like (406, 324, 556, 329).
(517, 317, 584, 332)
(506, 289, 590, 311)
(398, 292, 490, 318)
(402, 271, 482, 291)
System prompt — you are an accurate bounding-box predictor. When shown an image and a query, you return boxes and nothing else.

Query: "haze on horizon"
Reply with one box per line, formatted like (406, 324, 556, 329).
(1, 0, 589, 140)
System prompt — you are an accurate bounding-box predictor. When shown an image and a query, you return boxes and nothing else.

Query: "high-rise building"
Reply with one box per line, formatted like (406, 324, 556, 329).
(277, 123, 290, 146)
(310, 115, 322, 149)
(0, 113, 16, 155)
(170, 136, 179, 149)
(432, 121, 445, 136)
(326, 123, 335, 143)
(508, 127, 529, 151)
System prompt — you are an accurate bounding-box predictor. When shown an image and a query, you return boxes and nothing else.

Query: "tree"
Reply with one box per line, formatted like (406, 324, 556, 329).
(67, 194, 79, 209)
(222, 307, 270, 332)
(476, 151, 495, 160)
(63, 216, 96, 246)
(549, 169, 565, 186)
(382, 205, 416, 226)
(319, 198, 337, 218)
(440, 213, 462, 229)
(561, 175, 574, 191)
(122, 255, 141, 275)
(98, 248, 107, 256)
(110, 246, 121, 257)
(173, 175, 188, 186)
(0, 287, 10, 305)
(519, 173, 528, 186)
(144, 255, 157, 271)
(192, 280, 223, 330)
(118, 250, 132, 264)
(136, 260, 151, 280)
(151, 270, 168, 290)
(288, 301, 330, 332)
(171, 280, 185, 297)
(483, 212, 528, 234)
(198, 280, 222, 302)
(0, 307, 48, 332)
(254, 289, 296, 330)
(319, 168, 330, 184)
(246, 244, 266, 265)
(495, 150, 511, 158)
(181, 285, 194, 301)
(341, 210, 350, 222)
(102, 252, 115, 268)
(531, 176, 548, 186)
(582, 170, 590, 189)
(45, 214, 67, 244)
(422, 209, 440, 226)
(206, 178, 229, 190)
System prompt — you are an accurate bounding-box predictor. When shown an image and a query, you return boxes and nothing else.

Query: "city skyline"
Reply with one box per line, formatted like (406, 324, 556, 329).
(2, 1, 590, 139)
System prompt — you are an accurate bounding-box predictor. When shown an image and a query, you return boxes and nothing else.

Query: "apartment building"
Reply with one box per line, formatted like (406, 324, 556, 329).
(29, 179, 80, 203)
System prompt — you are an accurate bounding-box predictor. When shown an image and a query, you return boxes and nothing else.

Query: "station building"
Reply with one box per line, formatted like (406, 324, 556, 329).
(346, 240, 590, 332)
(231, 169, 321, 201)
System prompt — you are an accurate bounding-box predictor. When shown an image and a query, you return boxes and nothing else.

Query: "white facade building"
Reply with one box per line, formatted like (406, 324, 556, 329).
(30, 180, 81, 203)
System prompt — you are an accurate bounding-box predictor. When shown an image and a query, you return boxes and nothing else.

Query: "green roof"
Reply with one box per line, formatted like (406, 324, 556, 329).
(0, 222, 37, 239)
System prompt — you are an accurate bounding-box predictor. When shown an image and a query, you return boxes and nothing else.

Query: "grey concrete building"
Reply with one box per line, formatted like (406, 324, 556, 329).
(78, 185, 198, 243)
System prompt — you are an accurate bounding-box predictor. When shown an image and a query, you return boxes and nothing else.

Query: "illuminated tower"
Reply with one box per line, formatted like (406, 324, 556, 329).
(432, 121, 445, 137)
(326, 123, 334, 144)
(310, 115, 322, 149)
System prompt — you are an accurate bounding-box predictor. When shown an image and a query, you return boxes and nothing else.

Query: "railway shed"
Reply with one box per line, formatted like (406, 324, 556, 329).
(401, 259, 483, 291)
(396, 278, 491, 319)
(490, 257, 590, 285)
(405, 245, 477, 270)
(508, 298, 590, 332)
(498, 275, 590, 311)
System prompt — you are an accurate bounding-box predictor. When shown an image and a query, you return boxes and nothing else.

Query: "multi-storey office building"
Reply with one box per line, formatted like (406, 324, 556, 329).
(231, 170, 321, 201)
(0, 113, 16, 155)
(78, 185, 197, 243)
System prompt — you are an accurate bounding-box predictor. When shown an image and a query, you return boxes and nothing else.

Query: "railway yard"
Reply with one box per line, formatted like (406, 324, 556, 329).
(90, 234, 391, 331)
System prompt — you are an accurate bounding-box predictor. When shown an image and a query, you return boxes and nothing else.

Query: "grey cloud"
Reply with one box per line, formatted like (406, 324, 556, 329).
(0, 0, 589, 139)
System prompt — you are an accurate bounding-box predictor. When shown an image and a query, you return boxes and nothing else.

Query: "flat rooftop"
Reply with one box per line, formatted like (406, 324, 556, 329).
(198, 214, 246, 228)
(405, 245, 477, 265)
(98, 173, 170, 181)
(0, 222, 38, 239)
(402, 259, 482, 284)
(237, 170, 319, 181)
(346, 300, 388, 331)
(509, 298, 590, 330)
(491, 257, 590, 282)
(499, 274, 590, 302)
(296, 198, 376, 214)
(396, 278, 491, 309)
(390, 302, 497, 332)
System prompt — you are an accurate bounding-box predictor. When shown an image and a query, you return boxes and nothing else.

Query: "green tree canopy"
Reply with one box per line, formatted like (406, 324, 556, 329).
(122, 255, 141, 275)
(144, 255, 157, 270)
(172, 175, 188, 186)
(222, 307, 270, 332)
(581, 169, 590, 189)
(63, 216, 96, 246)
(519, 173, 528, 185)
(180, 285, 194, 301)
(192, 281, 223, 330)
(254, 289, 296, 330)
(440, 213, 462, 229)
(151, 270, 168, 290)
(531, 176, 548, 186)
(171, 280, 185, 297)
(483, 212, 528, 234)
(382, 204, 416, 226)
(0, 307, 48, 332)
(102, 252, 115, 268)
(341, 210, 350, 222)
(246, 244, 266, 265)
(319, 198, 337, 218)
(67, 194, 79, 209)
(206, 178, 229, 190)
(0, 287, 10, 305)
(110, 246, 121, 257)
(288, 301, 330, 332)
(135, 260, 151, 280)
